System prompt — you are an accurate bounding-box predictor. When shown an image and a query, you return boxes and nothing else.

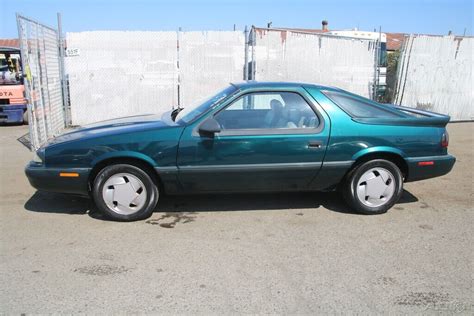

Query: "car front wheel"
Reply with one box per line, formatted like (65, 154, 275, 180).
(92, 164, 159, 221)
(343, 159, 403, 214)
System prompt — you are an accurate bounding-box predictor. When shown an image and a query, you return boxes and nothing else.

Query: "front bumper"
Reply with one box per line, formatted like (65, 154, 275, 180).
(25, 162, 91, 196)
(0, 104, 26, 123)
(405, 154, 456, 182)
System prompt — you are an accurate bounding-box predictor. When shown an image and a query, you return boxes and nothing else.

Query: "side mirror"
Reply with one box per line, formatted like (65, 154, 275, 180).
(199, 117, 221, 135)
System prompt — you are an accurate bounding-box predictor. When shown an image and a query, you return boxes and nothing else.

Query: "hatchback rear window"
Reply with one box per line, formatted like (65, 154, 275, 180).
(323, 91, 402, 118)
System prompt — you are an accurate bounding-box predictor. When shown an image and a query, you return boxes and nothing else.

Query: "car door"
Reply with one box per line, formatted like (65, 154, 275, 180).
(176, 88, 330, 192)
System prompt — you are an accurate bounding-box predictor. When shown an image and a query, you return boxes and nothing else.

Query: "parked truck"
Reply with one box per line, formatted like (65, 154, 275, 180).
(0, 47, 28, 124)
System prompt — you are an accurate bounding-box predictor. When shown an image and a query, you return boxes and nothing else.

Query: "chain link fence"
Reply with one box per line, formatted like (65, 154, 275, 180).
(64, 29, 380, 125)
(17, 14, 67, 150)
(394, 35, 473, 121)
(65, 31, 245, 125)
(65, 31, 179, 125)
(250, 28, 378, 98)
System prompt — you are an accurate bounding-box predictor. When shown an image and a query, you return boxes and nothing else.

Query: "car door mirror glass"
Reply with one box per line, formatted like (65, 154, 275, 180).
(199, 117, 221, 135)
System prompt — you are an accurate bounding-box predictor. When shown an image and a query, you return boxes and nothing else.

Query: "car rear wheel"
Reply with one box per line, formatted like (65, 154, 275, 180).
(92, 164, 159, 221)
(343, 159, 403, 214)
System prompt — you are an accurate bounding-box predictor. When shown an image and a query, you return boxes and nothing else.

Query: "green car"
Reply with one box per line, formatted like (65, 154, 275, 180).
(25, 82, 455, 221)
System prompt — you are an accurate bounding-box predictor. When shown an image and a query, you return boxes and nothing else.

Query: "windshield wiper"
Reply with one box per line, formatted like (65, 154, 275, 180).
(171, 107, 184, 121)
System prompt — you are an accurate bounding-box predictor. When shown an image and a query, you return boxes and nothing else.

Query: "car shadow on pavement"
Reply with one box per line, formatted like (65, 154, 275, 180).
(24, 189, 419, 220)
(24, 191, 92, 215)
(156, 189, 419, 215)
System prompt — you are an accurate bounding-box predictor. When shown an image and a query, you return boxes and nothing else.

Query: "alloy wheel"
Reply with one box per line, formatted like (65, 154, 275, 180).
(102, 173, 148, 215)
(356, 167, 396, 207)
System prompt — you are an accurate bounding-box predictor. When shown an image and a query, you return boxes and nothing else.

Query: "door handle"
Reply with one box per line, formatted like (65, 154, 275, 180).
(308, 141, 322, 149)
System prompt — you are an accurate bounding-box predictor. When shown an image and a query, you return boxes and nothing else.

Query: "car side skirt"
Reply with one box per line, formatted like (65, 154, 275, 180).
(308, 160, 353, 191)
(157, 161, 352, 194)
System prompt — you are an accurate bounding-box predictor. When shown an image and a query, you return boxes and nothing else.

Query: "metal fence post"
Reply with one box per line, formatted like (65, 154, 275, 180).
(244, 25, 249, 81)
(34, 20, 49, 139)
(16, 13, 36, 151)
(177, 27, 182, 109)
(372, 37, 379, 101)
(394, 34, 414, 105)
(375, 26, 382, 101)
(57, 13, 71, 126)
(393, 35, 408, 104)
(16, 13, 67, 149)
(250, 26, 256, 80)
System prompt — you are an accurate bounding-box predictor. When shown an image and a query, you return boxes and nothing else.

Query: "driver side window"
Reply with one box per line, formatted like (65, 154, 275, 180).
(215, 92, 319, 130)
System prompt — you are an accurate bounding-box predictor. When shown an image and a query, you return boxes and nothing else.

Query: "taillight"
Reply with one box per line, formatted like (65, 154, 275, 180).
(418, 161, 434, 166)
(441, 131, 449, 148)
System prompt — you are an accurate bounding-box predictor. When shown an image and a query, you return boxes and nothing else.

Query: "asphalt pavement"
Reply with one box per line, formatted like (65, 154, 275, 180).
(0, 123, 472, 314)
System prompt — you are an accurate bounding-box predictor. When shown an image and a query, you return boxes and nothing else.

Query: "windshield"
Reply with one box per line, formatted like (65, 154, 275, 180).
(0, 52, 23, 85)
(175, 85, 238, 124)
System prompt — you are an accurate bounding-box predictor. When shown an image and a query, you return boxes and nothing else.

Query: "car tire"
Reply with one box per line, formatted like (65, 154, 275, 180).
(343, 159, 403, 215)
(23, 110, 29, 125)
(92, 164, 159, 221)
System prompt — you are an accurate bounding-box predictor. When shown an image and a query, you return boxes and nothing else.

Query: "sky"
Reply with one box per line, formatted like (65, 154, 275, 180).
(1, 0, 472, 38)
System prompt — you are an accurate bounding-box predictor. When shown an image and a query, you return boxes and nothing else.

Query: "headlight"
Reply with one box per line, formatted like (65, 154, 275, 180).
(32, 147, 45, 164)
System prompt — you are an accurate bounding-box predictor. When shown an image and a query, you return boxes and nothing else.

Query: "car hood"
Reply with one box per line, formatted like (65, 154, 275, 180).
(46, 113, 176, 146)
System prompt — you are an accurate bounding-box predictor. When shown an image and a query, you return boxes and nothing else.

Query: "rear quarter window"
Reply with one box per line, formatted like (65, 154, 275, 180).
(323, 91, 402, 118)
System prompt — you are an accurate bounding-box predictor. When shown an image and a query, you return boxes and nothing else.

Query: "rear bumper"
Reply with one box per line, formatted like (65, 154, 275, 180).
(0, 104, 26, 123)
(405, 154, 456, 182)
(25, 162, 91, 196)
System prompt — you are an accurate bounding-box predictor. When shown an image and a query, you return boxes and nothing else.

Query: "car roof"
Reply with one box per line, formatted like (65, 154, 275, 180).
(231, 81, 343, 92)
